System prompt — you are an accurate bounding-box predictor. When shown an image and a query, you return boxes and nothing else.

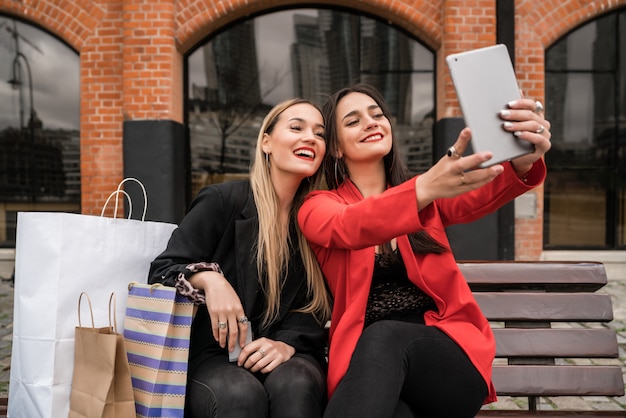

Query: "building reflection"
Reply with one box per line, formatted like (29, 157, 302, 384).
(187, 10, 434, 197)
(0, 18, 80, 245)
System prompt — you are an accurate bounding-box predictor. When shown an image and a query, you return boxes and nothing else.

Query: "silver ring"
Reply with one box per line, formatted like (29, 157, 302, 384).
(238, 316, 249, 324)
(461, 173, 467, 185)
(258, 349, 266, 358)
(218, 322, 227, 329)
(447, 146, 460, 159)
(534, 101, 544, 113)
(536, 124, 545, 134)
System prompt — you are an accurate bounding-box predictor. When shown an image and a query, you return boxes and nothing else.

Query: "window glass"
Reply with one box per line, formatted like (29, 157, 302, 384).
(186, 9, 434, 197)
(0, 17, 80, 247)
(547, 14, 616, 72)
(545, 10, 625, 249)
(544, 171, 607, 247)
(545, 72, 614, 168)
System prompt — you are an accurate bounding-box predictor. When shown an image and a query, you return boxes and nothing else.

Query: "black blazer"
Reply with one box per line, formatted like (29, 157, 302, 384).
(149, 180, 327, 372)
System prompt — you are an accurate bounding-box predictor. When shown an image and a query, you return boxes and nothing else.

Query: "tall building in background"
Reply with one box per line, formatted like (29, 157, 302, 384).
(187, 19, 265, 187)
(320, 10, 360, 93)
(204, 21, 261, 107)
(291, 14, 330, 106)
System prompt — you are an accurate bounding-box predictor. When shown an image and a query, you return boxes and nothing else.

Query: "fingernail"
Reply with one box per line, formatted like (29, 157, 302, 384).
(500, 110, 511, 117)
(507, 100, 517, 107)
(514, 131, 523, 137)
(503, 121, 513, 129)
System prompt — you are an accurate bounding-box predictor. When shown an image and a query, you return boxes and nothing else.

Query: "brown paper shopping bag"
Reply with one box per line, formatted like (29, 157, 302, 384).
(69, 292, 136, 418)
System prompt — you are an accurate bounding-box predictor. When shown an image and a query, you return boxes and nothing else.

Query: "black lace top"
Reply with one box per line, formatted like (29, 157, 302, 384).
(364, 248, 437, 327)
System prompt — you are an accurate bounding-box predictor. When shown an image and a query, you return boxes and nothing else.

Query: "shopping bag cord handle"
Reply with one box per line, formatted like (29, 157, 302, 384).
(115, 178, 147, 221)
(109, 292, 118, 333)
(101, 190, 133, 219)
(128, 281, 163, 294)
(78, 292, 95, 328)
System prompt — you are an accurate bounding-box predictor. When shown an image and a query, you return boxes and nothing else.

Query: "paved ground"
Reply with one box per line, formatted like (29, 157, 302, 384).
(0, 275, 12, 397)
(0, 270, 625, 412)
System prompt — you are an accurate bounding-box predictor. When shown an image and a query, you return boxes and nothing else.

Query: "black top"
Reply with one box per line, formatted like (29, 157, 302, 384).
(365, 248, 436, 327)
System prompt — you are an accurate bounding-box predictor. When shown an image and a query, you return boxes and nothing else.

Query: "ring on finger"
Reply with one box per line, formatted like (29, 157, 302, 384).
(534, 100, 544, 113)
(447, 146, 460, 159)
(258, 349, 266, 358)
(238, 315, 249, 324)
(218, 322, 227, 329)
(536, 124, 545, 134)
(461, 173, 467, 185)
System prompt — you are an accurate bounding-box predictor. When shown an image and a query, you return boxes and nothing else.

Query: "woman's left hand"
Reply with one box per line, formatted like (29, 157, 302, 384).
(501, 98, 552, 176)
(237, 337, 296, 373)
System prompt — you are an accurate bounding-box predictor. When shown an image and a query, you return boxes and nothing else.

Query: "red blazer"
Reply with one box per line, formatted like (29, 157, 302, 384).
(298, 160, 547, 402)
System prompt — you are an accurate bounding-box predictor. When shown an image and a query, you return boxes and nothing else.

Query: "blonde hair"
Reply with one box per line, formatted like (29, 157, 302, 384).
(250, 98, 332, 327)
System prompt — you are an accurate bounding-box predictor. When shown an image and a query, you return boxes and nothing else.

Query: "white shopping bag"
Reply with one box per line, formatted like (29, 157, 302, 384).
(8, 178, 177, 418)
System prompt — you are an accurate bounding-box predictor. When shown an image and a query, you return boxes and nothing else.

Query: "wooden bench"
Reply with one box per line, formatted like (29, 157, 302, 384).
(460, 261, 625, 417)
(0, 261, 623, 418)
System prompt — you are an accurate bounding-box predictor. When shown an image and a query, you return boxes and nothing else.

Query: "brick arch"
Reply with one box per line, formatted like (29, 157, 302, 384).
(518, 0, 626, 49)
(175, 0, 442, 54)
(0, 0, 106, 52)
(514, 0, 626, 101)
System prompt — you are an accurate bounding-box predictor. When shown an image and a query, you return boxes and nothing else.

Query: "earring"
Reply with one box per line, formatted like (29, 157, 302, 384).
(334, 159, 344, 185)
(265, 152, 270, 167)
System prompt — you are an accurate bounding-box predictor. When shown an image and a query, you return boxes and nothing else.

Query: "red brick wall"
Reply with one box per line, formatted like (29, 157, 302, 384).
(1, 0, 624, 258)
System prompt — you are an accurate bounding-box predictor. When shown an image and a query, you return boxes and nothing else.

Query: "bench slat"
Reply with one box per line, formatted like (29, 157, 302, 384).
(475, 293, 614, 322)
(478, 411, 626, 417)
(459, 261, 607, 292)
(493, 328, 619, 358)
(492, 365, 625, 397)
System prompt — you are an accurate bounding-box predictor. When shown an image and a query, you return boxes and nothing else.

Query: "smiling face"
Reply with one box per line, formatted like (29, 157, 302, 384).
(262, 102, 326, 181)
(334, 92, 392, 169)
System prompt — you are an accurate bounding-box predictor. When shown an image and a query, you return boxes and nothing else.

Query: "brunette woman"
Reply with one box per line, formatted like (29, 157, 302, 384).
(298, 83, 551, 417)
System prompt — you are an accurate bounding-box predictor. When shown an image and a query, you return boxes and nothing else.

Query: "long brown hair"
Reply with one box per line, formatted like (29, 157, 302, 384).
(322, 83, 448, 255)
(250, 98, 332, 326)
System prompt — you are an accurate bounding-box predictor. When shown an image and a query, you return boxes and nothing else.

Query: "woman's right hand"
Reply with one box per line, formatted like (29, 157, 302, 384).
(414, 127, 504, 210)
(189, 270, 249, 352)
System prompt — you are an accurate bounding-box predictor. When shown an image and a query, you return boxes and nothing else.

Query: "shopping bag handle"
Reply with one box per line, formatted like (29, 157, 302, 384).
(101, 190, 133, 219)
(109, 292, 118, 333)
(128, 281, 163, 293)
(101, 177, 148, 221)
(77, 292, 95, 329)
(116, 178, 147, 221)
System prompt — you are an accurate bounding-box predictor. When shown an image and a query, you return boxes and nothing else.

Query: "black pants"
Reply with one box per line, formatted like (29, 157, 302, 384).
(324, 320, 488, 418)
(185, 353, 326, 418)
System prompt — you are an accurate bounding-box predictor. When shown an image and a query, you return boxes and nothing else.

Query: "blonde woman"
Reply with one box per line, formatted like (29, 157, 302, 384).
(149, 98, 332, 418)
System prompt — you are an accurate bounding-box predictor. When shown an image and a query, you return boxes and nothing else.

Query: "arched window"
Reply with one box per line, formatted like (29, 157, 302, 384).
(544, 10, 626, 249)
(186, 8, 434, 198)
(0, 17, 80, 248)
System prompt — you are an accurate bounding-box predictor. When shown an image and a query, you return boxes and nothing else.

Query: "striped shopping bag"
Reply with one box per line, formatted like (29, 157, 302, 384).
(123, 282, 195, 418)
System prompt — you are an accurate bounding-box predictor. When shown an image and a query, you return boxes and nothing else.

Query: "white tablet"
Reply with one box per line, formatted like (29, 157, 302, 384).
(446, 44, 534, 168)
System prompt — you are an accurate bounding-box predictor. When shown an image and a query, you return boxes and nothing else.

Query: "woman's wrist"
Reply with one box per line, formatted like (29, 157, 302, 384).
(189, 270, 224, 293)
(510, 161, 532, 181)
(175, 261, 224, 305)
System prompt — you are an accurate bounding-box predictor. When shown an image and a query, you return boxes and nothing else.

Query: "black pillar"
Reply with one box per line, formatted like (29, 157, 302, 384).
(435, 118, 501, 260)
(123, 120, 189, 224)
(437, 0, 517, 260)
(496, 0, 516, 260)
